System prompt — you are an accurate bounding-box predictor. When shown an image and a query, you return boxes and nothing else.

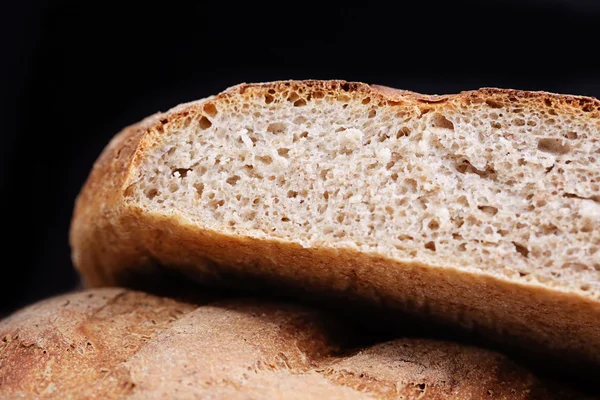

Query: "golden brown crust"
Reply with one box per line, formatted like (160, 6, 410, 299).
(0, 289, 585, 399)
(69, 80, 600, 370)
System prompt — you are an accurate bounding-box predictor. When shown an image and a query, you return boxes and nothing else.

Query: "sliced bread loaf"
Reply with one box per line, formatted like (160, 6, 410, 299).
(70, 80, 600, 364)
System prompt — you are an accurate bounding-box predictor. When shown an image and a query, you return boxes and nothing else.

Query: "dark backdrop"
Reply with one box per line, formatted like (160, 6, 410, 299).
(2, 0, 600, 315)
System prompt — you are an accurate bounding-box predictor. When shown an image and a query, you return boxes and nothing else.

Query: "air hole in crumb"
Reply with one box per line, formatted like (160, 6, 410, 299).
(336, 214, 345, 223)
(404, 178, 417, 192)
(320, 169, 330, 180)
(172, 168, 191, 178)
(294, 99, 307, 107)
(323, 191, 330, 200)
(193, 183, 204, 197)
(145, 188, 158, 200)
(183, 117, 192, 128)
(268, 175, 276, 181)
(267, 122, 287, 134)
(198, 116, 212, 130)
(458, 243, 467, 252)
(300, 131, 309, 139)
(455, 160, 495, 178)
(258, 156, 273, 164)
(397, 127, 411, 138)
(197, 166, 207, 176)
(265, 94, 274, 104)
(581, 284, 590, 291)
(287, 92, 299, 102)
(478, 205, 498, 216)
(281, 217, 290, 222)
(362, 97, 371, 104)
(368, 109, 377, 118)
(287, 190, 298, 198)
(537, 138, 570, 155)
(564, 131, 578, 140)
(203, 103, 218, 117)
(209, 199, 225, 209)
(431, 113, 454, 130)
(424, 241, 436, 251)
(581, 222, 593, 233)
(536, 199, 548, 208)
(562, 263, 589, 272)
(513, 242, 529, 258)
(293, 116, 307, 124)
(428, 220, 439, 230)
(277, 148, 290, 158)
(582, 103, 595, 112)
(391, 173, 399, 182)
(226, 175, 241, 186)
(169, 183, 179, 193)
(485, 99, 503, 108)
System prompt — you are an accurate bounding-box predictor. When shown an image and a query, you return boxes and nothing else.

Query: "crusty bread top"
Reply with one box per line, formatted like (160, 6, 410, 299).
(0, 289, 585, 399)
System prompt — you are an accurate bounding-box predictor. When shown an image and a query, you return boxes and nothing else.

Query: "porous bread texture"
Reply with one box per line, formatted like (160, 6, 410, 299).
(129, 82, 600, 297)
(0, 289, 582, 399)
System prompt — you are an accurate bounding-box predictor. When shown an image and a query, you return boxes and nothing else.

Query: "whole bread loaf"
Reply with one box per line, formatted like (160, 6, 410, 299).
(70, 80, 600, 365)
(0, 288, 585, 399)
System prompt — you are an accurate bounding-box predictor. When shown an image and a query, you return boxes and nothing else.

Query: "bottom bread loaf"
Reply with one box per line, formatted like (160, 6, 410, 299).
(0, 288, 586, 399)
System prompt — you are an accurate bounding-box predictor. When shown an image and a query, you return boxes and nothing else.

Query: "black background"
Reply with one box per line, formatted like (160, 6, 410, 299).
(2, 0, 599, 315)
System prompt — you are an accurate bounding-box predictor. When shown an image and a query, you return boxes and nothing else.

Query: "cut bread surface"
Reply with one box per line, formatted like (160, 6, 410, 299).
(127, 82, 599, 297)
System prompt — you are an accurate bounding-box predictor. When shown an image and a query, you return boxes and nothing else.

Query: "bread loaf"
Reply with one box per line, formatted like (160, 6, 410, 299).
(0, 289, 585, 399)
(70, 80, 600, 364)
